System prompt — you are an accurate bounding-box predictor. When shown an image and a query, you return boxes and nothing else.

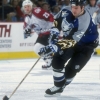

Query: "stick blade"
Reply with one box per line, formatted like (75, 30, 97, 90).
(3, 95, 9, 100)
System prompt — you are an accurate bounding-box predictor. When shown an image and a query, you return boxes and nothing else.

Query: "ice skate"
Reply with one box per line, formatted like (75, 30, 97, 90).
(42, 65, 52, 70)
(42, 57, 53, 70)
(44, 84, 66, 97)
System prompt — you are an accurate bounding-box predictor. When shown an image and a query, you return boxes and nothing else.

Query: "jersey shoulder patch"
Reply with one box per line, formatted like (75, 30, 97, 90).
(32, 7, 54, 22)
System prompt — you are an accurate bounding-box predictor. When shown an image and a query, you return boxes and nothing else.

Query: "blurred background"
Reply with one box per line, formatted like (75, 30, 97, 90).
(0, 0, 100, 60)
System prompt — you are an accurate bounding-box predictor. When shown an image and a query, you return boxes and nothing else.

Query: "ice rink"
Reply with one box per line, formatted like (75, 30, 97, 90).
(0, 56, 100, 100)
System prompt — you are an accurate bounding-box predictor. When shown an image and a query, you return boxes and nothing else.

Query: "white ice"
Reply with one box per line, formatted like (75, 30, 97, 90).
(0, 56, 100, 100)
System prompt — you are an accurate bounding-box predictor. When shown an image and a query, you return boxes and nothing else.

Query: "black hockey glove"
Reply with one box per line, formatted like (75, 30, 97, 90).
(38, 44, 58, 57)
(24, 28, 31, 38)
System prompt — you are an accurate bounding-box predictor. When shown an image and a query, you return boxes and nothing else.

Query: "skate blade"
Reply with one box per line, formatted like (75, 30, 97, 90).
(44, 93, 61, 97)
(42, 67, 52, 70)
(47, 67, 52, 70)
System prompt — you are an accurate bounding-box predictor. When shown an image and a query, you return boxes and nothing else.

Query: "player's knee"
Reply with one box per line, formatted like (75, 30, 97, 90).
(52, 56, 65, 69)
(65, 65, 77, 79)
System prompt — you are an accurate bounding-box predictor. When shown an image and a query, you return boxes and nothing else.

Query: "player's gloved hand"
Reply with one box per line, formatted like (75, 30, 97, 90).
(57, 39, 76, 49)
(38, 44, 58, 57)
(24, 28, 31, 38)
(48, 27, 60, 44)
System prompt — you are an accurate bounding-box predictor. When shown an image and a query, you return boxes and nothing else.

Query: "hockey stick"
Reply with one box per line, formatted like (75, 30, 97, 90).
(3, 57, 41, 100)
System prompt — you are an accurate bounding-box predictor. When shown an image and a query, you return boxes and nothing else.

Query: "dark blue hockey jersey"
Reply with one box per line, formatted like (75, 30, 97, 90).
(55, 7, 99, 46)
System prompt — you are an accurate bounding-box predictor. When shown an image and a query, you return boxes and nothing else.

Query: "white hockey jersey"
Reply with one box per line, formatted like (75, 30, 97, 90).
(24, 7, 54, 34)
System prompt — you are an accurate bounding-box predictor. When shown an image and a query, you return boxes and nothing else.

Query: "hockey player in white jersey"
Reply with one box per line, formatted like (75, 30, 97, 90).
(22, 0, 60, 69)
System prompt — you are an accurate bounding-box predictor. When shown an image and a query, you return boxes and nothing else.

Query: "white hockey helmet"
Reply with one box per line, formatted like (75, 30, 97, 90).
(22, 0, 33, 7)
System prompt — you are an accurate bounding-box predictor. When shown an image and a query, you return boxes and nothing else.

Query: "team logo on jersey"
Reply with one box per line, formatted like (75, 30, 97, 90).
(31, 23, 41, 32)
(31, 23, 39, 28)
(61, 18, 73, 32)
(61, 11, 68, 18)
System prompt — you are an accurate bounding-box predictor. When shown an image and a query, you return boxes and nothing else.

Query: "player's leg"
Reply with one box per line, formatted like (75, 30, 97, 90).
(34, 34, 52, 68)
(65, 46, 94, 86)
(33, 42, 52, 68)
(33, 43, 45, 55)
(33, 34, 50, 54)
(45, 55, 66, 96)
(45, 48, 75, 96)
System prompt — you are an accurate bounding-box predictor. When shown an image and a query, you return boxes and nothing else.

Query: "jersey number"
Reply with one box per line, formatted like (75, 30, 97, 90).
(34, 8, 50, 18)
(43, 12, 50, 18)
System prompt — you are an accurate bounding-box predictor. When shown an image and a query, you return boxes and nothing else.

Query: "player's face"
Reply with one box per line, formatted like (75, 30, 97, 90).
(23, 5, 32, 14)
(71, 6, 84, 17)
(90, 0, 96, 6)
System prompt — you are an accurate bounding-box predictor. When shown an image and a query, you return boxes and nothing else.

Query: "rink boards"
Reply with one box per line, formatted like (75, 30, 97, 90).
(0, 23, 100, 60)
(0, 23, 39, 59)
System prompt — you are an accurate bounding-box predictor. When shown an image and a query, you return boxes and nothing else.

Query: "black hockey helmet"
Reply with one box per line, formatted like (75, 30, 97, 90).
(70, 0, 86, 6)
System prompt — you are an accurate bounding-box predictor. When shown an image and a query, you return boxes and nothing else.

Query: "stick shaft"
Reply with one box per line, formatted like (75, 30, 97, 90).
(9, 57, 41, 99)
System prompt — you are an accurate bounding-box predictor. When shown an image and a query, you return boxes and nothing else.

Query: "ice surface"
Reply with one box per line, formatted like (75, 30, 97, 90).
(0, 56, 100, 100)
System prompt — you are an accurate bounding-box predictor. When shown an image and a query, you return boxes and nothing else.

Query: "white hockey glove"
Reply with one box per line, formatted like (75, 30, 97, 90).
(38, 44, 58, 57)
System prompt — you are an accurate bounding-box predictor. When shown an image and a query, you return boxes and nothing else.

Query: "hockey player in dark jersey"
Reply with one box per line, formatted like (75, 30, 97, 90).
(38, 0, 99, 96)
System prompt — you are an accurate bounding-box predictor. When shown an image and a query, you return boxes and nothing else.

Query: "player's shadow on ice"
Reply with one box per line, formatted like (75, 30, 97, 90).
(57, 96, 82, 100)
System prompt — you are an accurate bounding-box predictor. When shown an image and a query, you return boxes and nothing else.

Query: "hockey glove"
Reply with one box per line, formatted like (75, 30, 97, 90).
(24, 28, 31, 38)
(57, 39, 76, 49)
(48, 27, 60, 44)
(38, 44, 58, 57)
